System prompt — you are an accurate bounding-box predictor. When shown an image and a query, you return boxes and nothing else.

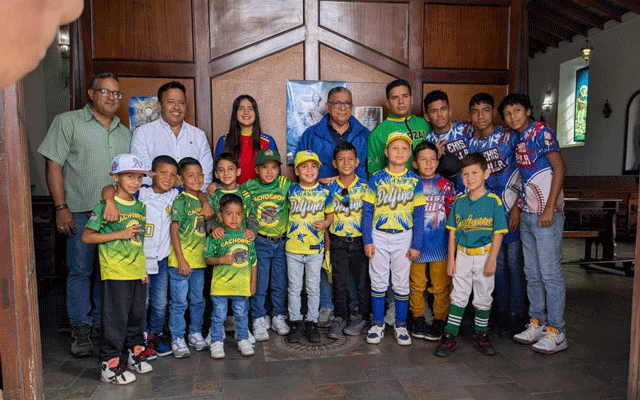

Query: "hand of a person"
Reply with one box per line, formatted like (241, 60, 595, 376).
(243, 230, 256, 240)
(119, 223, 143, 240)
(447, 259, 456, 277)
(484, 257, 497, 276)
(178, 259, 191, 276)
(364, 244, 375, 258)
(538, 208, 554, 227)
(205, 182, 218, 196)
(221, 251, 234, 265)
(436, 138, 448, 159)
(102, 200, 121, 222)
(318, 176, 337, 185)
(211, 226, 225, 239)
(406, 248, 420, 261)
(508, 206, 521, 231)
(198, 202, 215, 220)
(56, 208, 76, 236)
(311, 220, 329, 231)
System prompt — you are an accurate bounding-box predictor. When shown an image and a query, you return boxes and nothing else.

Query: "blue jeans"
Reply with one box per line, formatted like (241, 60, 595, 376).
(520, 211, 566, 332)
(494, 236, 526, 317)
(168, 267, 205, 340)
(67, 212, 101, 326)
(210, 296, 249, 342)
(287, 252, 323, 322)
(320, 268, 334, 310)
(145, 257, 169, 334)
(251, 236, 287, 320)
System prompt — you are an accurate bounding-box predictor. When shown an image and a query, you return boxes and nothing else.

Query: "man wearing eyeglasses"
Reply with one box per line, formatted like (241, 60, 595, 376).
(38, 72, 131, 358)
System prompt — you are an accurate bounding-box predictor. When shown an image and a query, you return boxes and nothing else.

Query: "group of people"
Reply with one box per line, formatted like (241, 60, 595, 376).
(38, 74, 567, 385)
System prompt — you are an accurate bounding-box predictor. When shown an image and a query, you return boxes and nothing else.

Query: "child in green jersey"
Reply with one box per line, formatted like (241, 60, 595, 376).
(82, 153, 154, 385)
(204, 193, 257, 359)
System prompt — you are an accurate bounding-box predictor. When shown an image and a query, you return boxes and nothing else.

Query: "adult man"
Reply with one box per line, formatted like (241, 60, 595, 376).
(38, 72, 131, 357)
(131, 81, 214, 192)
(367, 79, 431, 175)
(295, 86, 369, 183)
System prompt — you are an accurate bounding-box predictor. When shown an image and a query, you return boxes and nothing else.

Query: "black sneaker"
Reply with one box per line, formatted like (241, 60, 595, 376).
(288, 321, 303, 343)
(473, 331, 496, 356)
(434, 332, 457, 357)
(411, 316, 427, 339)
(424, 319, 445, 341)
(153, 332, 173, 357)
(306, 321, 321, 343)
(70, 323, 94, 358)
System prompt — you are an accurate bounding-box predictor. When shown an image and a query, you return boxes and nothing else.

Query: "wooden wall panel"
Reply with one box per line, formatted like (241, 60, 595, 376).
(423, 4, 509, 70)
(209, 0, 303, 60)
(423, 83, 507, 122)
(115, 77, 196, 131)
(211, 45, 304, 178)
(319, 1, 409, 64)
(92, 0, 193, 62)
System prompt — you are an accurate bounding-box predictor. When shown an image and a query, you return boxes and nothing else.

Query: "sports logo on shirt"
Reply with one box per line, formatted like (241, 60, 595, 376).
(444, 138, 469, 160)
(257, 201, 280, 228)
(194, 215, 206, 237)
(479, 147, 507, 174)
(230, 244, 249, 268)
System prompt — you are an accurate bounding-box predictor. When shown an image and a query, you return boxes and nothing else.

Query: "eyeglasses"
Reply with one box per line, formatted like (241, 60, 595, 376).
(340, 188, 350, 208)
(92, 88, 123, 99)
(329, 101, 352, 110)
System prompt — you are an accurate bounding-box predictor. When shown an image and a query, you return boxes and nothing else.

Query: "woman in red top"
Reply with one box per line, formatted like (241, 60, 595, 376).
(214, 95, 279, 184)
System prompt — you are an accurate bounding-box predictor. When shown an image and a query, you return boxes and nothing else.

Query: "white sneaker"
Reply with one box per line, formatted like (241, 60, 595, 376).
(238, 339, 255, 356)
(366, 322, 385, 344)
(394, 324, 412, 346)
(513, 319, 546, 345)
(265, 315, 271, 330)
(532, 328, 568, 354)
(101, 358, 136, 384)
(171, 338, 191, 358)
(271, 315, 290, 335)
(127, 348, 153, 374)
(209, 341, 225, 359)
(318, 308, 333, 328)
(234, 329, 256, 344)
(253, 317, 270, 342)
(384, 302, 395, 326)
(188, 332, 208, 351)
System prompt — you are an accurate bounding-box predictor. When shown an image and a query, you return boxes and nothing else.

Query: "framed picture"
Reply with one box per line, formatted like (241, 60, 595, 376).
(129, 96, 160, 131)
(623, 89, 640, 174)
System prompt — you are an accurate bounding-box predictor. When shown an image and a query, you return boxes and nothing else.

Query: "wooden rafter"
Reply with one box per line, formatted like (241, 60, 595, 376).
(540, 0, 607, 29)
(528, 2, 591, 36)
(575, 0, 626, 22)
(529, 26, 561, 47)
(607, 0, 640, 14)
(530, 15, 576, 42)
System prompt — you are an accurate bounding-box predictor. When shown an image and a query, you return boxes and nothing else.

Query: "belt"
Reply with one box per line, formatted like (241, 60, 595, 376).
(457, 244, 492, 255)
(258, 233, 287, 242)
(378, 228, 405, 234)
(330, 234, 362, 243)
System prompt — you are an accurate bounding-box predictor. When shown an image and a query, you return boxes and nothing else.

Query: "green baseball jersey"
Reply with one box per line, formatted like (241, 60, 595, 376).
(446, 191, 508, 248)
(203, 230, 256, 297)
(367, 113, 432, 175)
(169, 192, 206, 269)
(243, 176, 291, 236)
(208, 186, 255, 231)
(85, 197, 146, 281)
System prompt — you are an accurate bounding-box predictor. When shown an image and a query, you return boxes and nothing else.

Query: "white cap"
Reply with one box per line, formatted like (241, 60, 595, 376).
(110, 153, 155, 176)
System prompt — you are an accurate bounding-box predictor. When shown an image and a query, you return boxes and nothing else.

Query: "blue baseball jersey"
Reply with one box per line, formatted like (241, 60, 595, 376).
(325, 176, 368, 237)
(515, 121, 564, 213)
(446, 191, 508, 249)
(286, 183, 330, 254)
(425, 121, 473, 195)
(416, 175, 455, 263)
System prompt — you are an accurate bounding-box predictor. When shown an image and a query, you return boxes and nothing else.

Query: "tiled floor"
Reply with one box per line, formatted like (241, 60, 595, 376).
(40, 239, 635, 399)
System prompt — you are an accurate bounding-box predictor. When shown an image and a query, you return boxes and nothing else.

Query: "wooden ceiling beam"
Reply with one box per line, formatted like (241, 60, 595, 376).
(575, 0, 626, 21)
(529, 26, 561, 48)
(540, 0, 607, 29)
(528, 3, 590, 36)
(607, 0, 640, 14)
(530, 15, 575, 42)
(529, 37, 548, 57)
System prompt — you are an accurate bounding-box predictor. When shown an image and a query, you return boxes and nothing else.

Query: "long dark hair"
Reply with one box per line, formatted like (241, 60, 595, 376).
(224, 95, 263, 154)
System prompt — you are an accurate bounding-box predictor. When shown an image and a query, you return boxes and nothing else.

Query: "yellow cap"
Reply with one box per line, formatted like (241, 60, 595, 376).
(294, 150, 322, 168)
(385, 131, 413, 148)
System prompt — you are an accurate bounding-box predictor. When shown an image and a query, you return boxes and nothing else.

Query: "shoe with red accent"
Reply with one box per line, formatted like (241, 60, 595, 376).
(128, 346, 153, 374)
(531, 327, 568, 354)
(101, 357, 136, 384)
(142, 332, 157, 361)
(434, 332, 457, 357)
(472, 331, 496, 356)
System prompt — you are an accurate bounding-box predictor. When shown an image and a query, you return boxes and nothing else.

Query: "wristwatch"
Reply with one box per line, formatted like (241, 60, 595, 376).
(55, 203, 68, 211)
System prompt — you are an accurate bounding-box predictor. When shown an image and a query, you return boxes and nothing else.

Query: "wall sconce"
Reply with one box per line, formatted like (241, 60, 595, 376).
(57, 25, 70, 58)
(581, 39, 593, 63)
(542, 91, 553, 113)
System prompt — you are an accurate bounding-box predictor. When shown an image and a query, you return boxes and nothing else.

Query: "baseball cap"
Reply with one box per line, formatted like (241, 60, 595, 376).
(385, 131, 413, 148)
(110, 153, 155, 176)
(294, 151, 322, 168)
(255, 149, 282, 166)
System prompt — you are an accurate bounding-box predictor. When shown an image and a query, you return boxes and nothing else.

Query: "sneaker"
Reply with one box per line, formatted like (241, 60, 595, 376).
(328, 317, 345, 339)
(209, 341, 225, 359)
(394, 322, 412, 346)
(424, 319, 445, 341)
(384, 302, 395, 326)
(253, 317, 270, 342)
(434, 332, 458, 357)
(531, 327, 568, 354)
(101, 357, 136, 384)
(142, 333, 157, 361)
(90, 322, 102, 339)
(318, 308, 333, 328)
(264, 315, 271, 330)
(366, 321, 385, 344)
(271, 314, 290, 336)
(513, 319, 546, 345)
(188, 332, 208, 351)
(171, 338, 191, 358)
(473, 331, 496, 356)
(234, 329, 256, 344)
(224, 316, 236, 332)
(306, 321, 321, 343)
(411, 316, 427, 339)
(153, 332, 173, 357)
(70, 323, 94, 358)
(344, 314, 368, 336)
(288, 321, 303, 343)
(238, 339, 255, 356)
(128, 346, 153, 373)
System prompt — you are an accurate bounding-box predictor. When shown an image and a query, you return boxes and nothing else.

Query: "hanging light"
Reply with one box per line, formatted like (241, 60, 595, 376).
(581, 39, 593, 63)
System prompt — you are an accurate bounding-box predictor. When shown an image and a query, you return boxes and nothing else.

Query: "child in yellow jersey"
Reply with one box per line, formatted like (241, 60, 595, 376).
(82, 154, 154, 384)
(286, 151, 332, 344)
(168, 157, 209, 358)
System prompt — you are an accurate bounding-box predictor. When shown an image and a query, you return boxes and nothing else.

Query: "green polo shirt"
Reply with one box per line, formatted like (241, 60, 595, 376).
(37, 104, 131, 212)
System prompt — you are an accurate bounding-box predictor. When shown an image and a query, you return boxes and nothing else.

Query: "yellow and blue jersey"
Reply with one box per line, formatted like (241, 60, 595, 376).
(286, 183, 330, 254)
(325, 176, 368, 237)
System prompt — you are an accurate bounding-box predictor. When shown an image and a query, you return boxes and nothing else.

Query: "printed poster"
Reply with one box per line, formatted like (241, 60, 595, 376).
(129, 96, 160, 131)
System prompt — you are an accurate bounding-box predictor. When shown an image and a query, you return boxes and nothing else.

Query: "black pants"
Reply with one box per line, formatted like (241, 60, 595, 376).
(330, 235, 370, 321)
(101, 279, 146, 362)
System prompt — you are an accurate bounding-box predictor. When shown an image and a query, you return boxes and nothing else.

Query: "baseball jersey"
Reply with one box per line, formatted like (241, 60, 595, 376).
(137, 185, 180, 274)
(168, 192, 207, 270)
(325, 176, 368, 238)
(515, 121, 564, 213)
(425, 121, 473, 195)
(203, 230, 256, 297)
(446, 191, 508, 249)
(208, 185, 255, 231)
(85, 197, 146, 281)
(416, 175, 455, 263)
(243, 176, 291, 236)
(467, 125, 522, 243)
(286, 183, 330, 254)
